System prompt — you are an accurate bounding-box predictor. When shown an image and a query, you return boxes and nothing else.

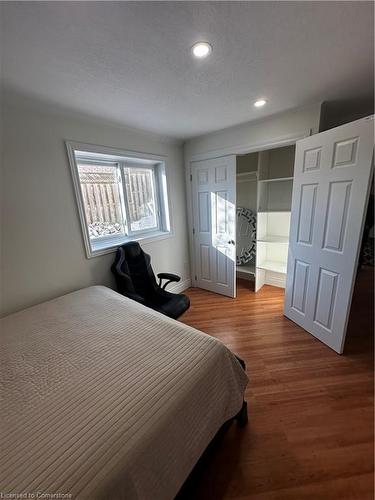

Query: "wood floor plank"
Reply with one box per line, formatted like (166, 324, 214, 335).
(177, 269, 374, 500)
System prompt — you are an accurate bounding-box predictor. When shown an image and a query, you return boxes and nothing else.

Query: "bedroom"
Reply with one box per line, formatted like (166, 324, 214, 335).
(1, 2, 374, 499)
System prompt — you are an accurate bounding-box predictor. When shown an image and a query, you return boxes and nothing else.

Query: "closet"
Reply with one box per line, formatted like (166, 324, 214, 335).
(236, 145, 295, 292)
(191, 117, 373, 353)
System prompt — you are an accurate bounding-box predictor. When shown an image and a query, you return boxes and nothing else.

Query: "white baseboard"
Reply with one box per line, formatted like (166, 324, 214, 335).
(167, 278, 192, 294)
(265, 271, 286, 289)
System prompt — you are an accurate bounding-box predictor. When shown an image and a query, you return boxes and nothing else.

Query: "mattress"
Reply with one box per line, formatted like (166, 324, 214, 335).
(0, 286, 248, 500)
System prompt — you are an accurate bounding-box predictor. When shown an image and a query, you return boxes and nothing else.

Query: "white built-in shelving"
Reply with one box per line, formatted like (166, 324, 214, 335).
(236, 263, 255, 277)
(255, 146, 295, 289)
(258, 177, 293, 212)
(236, 144, 295, 291)
(257, 235, 289, 244)
(257, 260, 287, 274)
(258, 176, 293, 183)
(236, 171, 258, 182)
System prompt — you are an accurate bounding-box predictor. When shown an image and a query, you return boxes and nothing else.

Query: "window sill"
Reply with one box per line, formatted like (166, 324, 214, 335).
(88, 230, 173, 258)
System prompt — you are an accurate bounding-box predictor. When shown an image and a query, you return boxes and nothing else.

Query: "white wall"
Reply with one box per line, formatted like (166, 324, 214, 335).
(1, 92, 190, 316)
(184, 104, 321, 159)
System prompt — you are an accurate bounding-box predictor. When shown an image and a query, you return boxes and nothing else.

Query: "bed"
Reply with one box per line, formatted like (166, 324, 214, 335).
(0, 286, 248, 500)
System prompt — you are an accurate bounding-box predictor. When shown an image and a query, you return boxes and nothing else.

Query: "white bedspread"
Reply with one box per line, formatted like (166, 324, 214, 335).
(0, 286, 248, 500)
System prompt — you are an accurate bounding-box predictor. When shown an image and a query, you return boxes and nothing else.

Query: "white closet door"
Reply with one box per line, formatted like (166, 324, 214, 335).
(191, 156, 236, 297)
(285, 117, 374, 353)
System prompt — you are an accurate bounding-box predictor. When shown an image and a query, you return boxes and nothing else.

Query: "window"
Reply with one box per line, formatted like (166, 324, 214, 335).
(66, 142, 171, 257)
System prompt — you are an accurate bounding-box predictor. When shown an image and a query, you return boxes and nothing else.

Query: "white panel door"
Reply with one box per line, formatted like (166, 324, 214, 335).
(285, 116, 374, 353)
(191, 156, 236, 297)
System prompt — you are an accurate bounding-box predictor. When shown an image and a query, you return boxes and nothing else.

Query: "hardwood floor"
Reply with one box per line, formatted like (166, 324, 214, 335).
(177, 269, 374, 500)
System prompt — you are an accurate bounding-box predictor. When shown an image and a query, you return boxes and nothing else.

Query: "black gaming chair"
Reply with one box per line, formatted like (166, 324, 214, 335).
(111, 242, 190, 319)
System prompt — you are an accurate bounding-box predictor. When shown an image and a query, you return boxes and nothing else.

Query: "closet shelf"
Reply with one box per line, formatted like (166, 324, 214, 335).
(257, 260, 287, 274)
(236, 263, 255, 275)
(257, 235, 289, 243)
(258, 209, 291, 214)
(236, 171, 257, 177)
(258, 176, 293, 183)
(236, 171, 257, 182)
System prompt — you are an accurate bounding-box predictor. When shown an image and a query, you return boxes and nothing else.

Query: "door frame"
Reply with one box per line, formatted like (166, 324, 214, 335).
(185, 130, 311, 288)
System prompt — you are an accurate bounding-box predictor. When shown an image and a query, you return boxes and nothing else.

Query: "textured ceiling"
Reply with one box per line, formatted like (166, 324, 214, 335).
(2, 1, 374, 139)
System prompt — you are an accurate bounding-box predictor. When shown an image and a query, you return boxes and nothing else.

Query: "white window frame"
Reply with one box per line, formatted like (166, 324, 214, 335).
(122, 162, 161, 236)
(66, 141, 173, 258)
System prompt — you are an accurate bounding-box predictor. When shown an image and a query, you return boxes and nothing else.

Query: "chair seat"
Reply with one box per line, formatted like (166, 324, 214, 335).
(146, 291, 190, 320)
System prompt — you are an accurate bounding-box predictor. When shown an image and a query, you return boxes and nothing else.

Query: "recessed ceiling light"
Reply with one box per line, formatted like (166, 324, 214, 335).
(254, 99, 267, 108)
(191, 42, 212, 59)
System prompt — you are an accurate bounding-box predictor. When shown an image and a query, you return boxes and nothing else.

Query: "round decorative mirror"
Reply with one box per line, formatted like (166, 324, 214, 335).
(236, 207, 256, 265)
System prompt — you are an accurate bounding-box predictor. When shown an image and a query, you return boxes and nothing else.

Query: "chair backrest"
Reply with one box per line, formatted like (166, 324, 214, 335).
(111, 242, 157, 298)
